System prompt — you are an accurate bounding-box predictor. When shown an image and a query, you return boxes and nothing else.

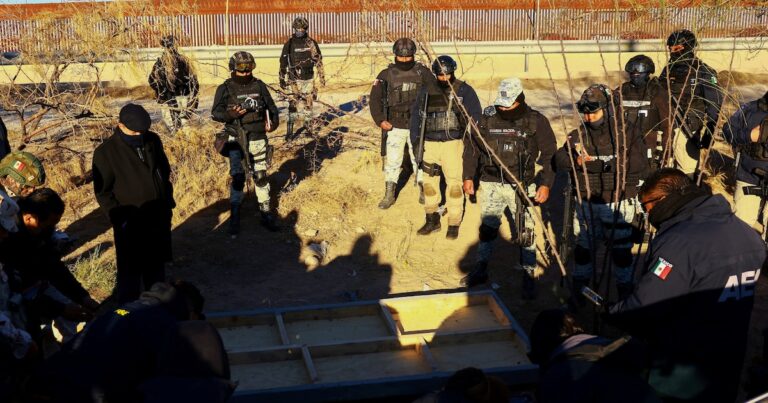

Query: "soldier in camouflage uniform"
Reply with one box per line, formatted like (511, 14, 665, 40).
(461, 78, 557, 298)
(369, 38, 432, 209)
(0, 151, 46, 198)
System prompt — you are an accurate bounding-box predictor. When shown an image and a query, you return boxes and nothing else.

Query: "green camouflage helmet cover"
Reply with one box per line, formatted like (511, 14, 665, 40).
(0, 151, 46, 188)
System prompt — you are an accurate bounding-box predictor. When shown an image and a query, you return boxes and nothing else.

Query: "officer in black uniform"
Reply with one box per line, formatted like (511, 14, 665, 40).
(148, 35, 199, 133)
(410, 55, 482, 239)
(614, 55, 670, 171)
(211, 52, 280, 236)
(461, 77, 557, 297)
(724, 90, 768, 236)
(555, 84, 648, 300)
(659, 29, 723, 176)
(369, 38, 432, 209)
(609, 168, 765, 403)
(279, 17, 325, 139)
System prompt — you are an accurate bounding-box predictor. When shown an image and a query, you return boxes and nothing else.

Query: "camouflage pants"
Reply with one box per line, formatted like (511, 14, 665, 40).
(228, 138, 270, 205)
(477, 181, 537, 272)
(289, 79, 315, 126)
(573, 199, 638, 284)
(384, 127, 419, 183)
(671, 127, 701, 175)
(423, 140, 464, 226)
(160, 95, 191, 132)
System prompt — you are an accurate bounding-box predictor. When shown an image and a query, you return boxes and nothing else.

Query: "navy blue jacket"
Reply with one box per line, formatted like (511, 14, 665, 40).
(608, 194, 764, 402)
(409, 79, 482, 145)
(723, 95, 768, 184)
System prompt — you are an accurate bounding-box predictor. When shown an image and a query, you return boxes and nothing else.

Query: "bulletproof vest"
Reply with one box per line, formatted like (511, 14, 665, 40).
(481, 108, 539, 183)
(424, 80, 465, 133)
(661, 60, 707, 127)
(287, 37, 317, 80)
(226, 78, 266, 124)
(573, 124, 633, 194)
(385, 65, 423, 117)
(620, 80, 659, 136)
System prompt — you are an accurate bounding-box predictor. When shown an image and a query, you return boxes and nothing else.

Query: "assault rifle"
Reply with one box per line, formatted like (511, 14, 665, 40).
(414, 92, 429, 186)
(514, 148, 534, 248)
(380, 79, 389, 171)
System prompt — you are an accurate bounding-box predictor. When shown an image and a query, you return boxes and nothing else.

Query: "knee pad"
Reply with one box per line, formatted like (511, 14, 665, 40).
(449, 185, 463, 198)
(232, 173, 246, 191)
(612, 248, 633, 268)
(479, 223, 499, 242)
(423, 183, 438, 197)
(420, 161, 442, 177)
(574, 245, 591, 265)
(254, 170, 269, 187)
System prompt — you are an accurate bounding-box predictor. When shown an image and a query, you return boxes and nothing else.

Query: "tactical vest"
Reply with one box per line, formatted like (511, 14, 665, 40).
(386, 66, 423, 119)
(662, 61, 706, 129)
(226, 78, 266, 124)
(288, 37, 317, 80)
(620, 80, 659, 136)
(481, 108, 539, 183)
(573, 126, 641, 194)
(424, 80, 465, 133)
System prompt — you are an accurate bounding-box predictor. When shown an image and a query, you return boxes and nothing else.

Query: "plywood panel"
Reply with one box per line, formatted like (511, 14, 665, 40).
(285, 315, 392, 345)
(430, 341, 531, 372)
(220, 324, 283, 351)
(386, 297, 504, 335)
(313, 349, 433, 384)
(231, 360, 309, 390)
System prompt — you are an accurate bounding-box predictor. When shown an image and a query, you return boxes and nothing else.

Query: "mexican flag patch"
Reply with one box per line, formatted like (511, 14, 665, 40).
(652, 257, 673, 280)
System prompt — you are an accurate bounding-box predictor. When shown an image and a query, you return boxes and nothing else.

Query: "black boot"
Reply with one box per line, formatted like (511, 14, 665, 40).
(461, 261, 489, 288)
(378, 182, 397, 209)
(228, 203, 241, 237)
(417, 212, 441, 235)
(521, 270, 537, 300)
(446, 225, 460, 240)
(259, 202, 280, 232)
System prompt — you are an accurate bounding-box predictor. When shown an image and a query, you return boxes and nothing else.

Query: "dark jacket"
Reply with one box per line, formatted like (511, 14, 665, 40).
(409, 79, 482, 145)
(93, 129, 175, 263)
(537, 334, 661, 403)
(369, 63, 433, 130)
(279, 36, 323, 82)
(0, 115, 10, 160)
(211, 76, 279, 140)
(613, 78, 671, 164)
(608, 194, 765, 402)
(463, 104, 557, 188)
(554, 115, 648, 203)
(148, 51, 199, 104)
(723, 94, 768, 184)
(659, 57, 723, 134)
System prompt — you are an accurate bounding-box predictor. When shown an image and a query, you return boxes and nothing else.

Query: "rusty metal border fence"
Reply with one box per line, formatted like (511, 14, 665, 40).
(1, 6, 766, 54)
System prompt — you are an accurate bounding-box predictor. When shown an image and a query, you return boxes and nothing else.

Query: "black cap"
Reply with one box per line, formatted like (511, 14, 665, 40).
(667, 29, 697, 49)
(119, 103, 151, 133)
(432, 55, 457, 75)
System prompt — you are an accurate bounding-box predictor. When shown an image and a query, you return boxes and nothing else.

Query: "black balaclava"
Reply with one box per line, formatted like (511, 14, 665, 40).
(293, 29, 307, 38)
(629, 72, 650, 88)
(496, 92, 527, 121)
(231, 72, 254, 85)
(586, 115, 605, 130)
(647, 184, 710, 229)
(437, 74, 456, 89)
(394, 59, 415, 71)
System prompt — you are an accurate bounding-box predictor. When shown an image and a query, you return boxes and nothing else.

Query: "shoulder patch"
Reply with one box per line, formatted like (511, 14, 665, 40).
(483, 106, 496, 116)
(651, 257, 673, 280)
(710, 76, 718, 85)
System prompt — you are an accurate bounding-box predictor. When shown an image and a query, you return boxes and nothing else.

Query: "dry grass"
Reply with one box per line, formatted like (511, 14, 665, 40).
(69, 244, 116, 301)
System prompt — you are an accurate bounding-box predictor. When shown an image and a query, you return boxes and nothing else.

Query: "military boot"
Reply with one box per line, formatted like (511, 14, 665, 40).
(461, 261, 489, 288)
(259, 202, 280, 232)
(228, 203, 241, 237)
(521, 270, 537, 300)
(377, 182, 397, 209)
(446, 225, 460, 240)
(616, 282, 634, 301)
(417, 212, 441, 235)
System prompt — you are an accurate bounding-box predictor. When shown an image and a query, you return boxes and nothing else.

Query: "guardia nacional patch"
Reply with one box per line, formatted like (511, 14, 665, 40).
(652, 257, 673, 280)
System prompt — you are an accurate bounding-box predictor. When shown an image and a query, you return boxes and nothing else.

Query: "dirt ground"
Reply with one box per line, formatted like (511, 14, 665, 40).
(7, 77, 764, 398)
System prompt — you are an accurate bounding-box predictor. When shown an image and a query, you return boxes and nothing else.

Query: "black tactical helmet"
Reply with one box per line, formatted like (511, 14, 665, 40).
(292, 17, 309, 30)
(625, 55, 655, 74)
(432, 55, 457, 76)
(229, 51, 255, 72)
(667, 29, 697, 49)
(160, 35, 176, 49)
(393, 38, 417, 57)
(576, 84, 610, 114)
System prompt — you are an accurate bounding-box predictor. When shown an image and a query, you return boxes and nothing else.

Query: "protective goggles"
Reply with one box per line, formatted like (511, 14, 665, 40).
(577, 100, 603, 114)
(233, 62, 254, 72)
(625, 62, 652, 74)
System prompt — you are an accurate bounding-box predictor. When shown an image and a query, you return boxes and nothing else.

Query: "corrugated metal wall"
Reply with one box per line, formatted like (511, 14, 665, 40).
(1, 7, 765, 53)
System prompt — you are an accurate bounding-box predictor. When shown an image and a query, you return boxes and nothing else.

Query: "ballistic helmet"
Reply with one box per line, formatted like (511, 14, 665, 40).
(432, 55, 457, 76)
(576, 84, 611, 114)
(229, 51, 255, 72)
(393, 38, 417, 57)
(0, 151, 46, 189)
(667, 29, 697, 49)
(292, 17, 309, 30)
(625, 55, 655, 74)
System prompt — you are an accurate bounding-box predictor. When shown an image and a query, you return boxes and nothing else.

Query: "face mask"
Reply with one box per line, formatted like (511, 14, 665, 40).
(395, 59, 415, 71)
(629, 73, 650, 88)
(231, 72, 253, 85)
(293, 30, 306, 38)
(437, 80, 451, 89)
(586, 116, 604, 130)
(496, 103, 527, 121)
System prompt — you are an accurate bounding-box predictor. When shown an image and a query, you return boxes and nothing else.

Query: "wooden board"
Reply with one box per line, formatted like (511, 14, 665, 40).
(220, 323, 283, 351)
(383, 294, 504, 335)
(284, 315, 393, 345)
